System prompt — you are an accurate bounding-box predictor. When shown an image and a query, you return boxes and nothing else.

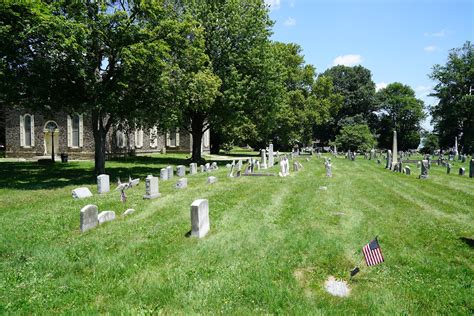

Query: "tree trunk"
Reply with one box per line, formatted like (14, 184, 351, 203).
(92, 111, 108, 175)
(191, 117, 204, 162)
(210, 128, 221, 154)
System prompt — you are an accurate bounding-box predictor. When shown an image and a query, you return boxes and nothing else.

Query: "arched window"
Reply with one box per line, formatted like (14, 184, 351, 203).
(20, 114, 34, 147)
(117, 130, 126, 148)
(24, 115, 32, 147)
(72, 114, 80, 147)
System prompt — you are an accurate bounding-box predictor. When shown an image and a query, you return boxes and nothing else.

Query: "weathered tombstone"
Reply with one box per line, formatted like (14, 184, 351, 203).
(72, 187, 93, 199)
(207, 176, 217, 184)
(97, 174, 110, 194)
(205, 163, 211, 171)
(189, 163, 197, 175)
(143, 176, 161, 199)
(167, 166, 174, 179)
(325, 159, 332, 177)
(190, 199, 210, 238)
(447, 164, 452, 174)
(123, 209, 135, 216)
(228, 164, 235, 178)
(177, 165, 186, 177)
(392, 130, 398, 169)
(211, 162, 218, 170)
(98, 211, 116, 224)
(470, 159, 474, 178)
(176, 178, 188, 189)
(80, 204, 98, 232)
(459, 167, 465, 176)
(160, 168, 168, 180)
(268, 143, 274, 167)
(404, 166, 411, 175)
(419, 160, 429, 179)
(261, 149, 267, 169)
(200, 165, 205, 173)
(386, 150, 392, 169)
(293, 161, 299, 172)
(237, 160, 242, 171)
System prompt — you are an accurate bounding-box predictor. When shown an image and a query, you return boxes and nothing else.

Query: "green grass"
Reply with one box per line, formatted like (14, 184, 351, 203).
(0, 154, 473, 313)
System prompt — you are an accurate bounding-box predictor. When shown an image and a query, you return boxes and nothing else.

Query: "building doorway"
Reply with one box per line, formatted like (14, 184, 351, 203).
(43, 121, 59, 156)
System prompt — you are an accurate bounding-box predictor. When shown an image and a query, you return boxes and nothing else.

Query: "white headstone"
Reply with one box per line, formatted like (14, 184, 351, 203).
(167, 166, 173, 179)
(97, 174, 110, 194)
(143, 176, 160, 199)
(72, 187, 93, 199)
(200, 165, 205, 173)
(123, 209, 135, 216)
(160, 168, 168, 180)
(176, 178, 188, 189)
(177, 165, 186, 177)
(268, 143, 274, 167)
(189, 163, 197, 175)
(98, 211, 116, 224)
(80, 204, 98, 232)
(205, 163, 211, 172)
(207, 176, 217, 184)
(190, 199, 210, 238)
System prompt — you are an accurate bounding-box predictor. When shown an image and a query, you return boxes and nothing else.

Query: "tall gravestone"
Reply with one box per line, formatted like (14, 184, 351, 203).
(190, 199, 210, 238)
(268, 143, 274, 167)
(177, 165, 186, 177)
(97, 174, 110, 194)
(189, 163, 197, 175)
(261, 149, 267, 169)
(325, 159, 332, 177)
(80, 204, 98, 233)
(144, 176, 161, 199)
(167, 166, 174, 179)
(386, 150, 392, 169)
(419, 160, 429, 179)
(392, 131, 398, 170)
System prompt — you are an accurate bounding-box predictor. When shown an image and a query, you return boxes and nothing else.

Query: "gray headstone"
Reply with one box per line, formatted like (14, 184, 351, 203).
(386, 150, 392, 169)
(98, 211, 116, 224)
(205, 163, 211, 172)
(420, 160, 429, 179)
(190, 199, 210, 238)
(200, 165, 205, 173)
(97, 174, 110, 194)
(293, 161, 299, 172)
(80, 204, 98, 232)
(325, 160, 332, 177)
(176, 178, 188, 189)
(268, 143, 274, 167)
(459, 167, 465, 176)
(143, 176, 161, 199)
(404, 166, 411, 175)
(207, 176, 217, 184)
(160, 168, 168, 180)
(123, 209, 135, 216)
(190, 163, 197, 175)
(211, 162, 218, 170)
(177, 165, 186, 177)
(72, 187, 93, 199)
(167, 166, 174, 179)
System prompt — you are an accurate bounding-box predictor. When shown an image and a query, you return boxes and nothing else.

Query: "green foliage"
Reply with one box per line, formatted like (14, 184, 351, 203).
(335, 123, 376, 152)
(376, 82, 425, 150)
(420, 132, 440, 154)
(429, 41, 474, 153)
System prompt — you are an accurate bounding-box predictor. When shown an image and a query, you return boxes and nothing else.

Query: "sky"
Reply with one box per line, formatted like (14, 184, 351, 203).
(265, 0, 474, 130)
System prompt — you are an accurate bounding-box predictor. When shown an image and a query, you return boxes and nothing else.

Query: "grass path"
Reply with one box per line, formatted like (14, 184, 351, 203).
(0, 155, 473, 313)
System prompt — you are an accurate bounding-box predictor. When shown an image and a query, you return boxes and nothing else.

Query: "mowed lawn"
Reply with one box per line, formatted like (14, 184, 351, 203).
(0, 154, 473, 314)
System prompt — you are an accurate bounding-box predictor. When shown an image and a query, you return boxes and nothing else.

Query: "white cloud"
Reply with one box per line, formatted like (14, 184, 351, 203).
(284, 17, 296, 27)
(376, 82, 388, 92)
(332, 54, 363, 66)
(265, 0, 280, 10)
(424, 46, 438, 52)
(289, 0, 296, 8)
(424, 29, 447, 37)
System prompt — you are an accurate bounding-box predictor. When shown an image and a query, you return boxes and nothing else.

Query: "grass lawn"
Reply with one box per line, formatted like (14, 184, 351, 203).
(0, 154, 473, 313)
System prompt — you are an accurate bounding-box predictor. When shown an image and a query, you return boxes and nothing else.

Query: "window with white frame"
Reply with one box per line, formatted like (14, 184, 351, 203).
(20, 114, 35, 147)
(166, 129, 180, 147)
(116, 130, 126, 148)
(203, 129, 210, 147)
(67, 113, 83, 148)
(135, 129, 144, 148)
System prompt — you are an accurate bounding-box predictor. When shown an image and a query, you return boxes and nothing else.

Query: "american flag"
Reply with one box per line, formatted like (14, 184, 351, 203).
(120, 189, 127, 203)
(363, 238, 384, 266)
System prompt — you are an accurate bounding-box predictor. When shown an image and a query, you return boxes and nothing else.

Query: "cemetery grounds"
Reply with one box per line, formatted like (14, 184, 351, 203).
(0, 152, 472, 313)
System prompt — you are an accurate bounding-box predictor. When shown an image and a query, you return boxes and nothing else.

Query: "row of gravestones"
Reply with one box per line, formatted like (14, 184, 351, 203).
(80, 198, 210, 238)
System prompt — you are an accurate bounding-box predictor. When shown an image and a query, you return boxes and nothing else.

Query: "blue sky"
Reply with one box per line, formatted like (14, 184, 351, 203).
(265, 0, 474, 130)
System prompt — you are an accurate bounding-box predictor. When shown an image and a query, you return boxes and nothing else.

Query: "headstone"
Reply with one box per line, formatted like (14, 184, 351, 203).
(211, 162, 218, 170)
(237, 160, 242, 171)
(177, 165, 186, 177)
(454, 136, 458, 156)
(72, 187, 93, 199)
(176, 178, 188, 189)
(268, 143, 274, 167)
(469, 158, 474, 178)
(459, 167, 465, 176)
(325, 159, 332, 177)
(189, 163, 197, 175)
(143, 176, 161, 199)
(200, 165, 205, 173)
(419, 160, 429, 179)
(404, 166, 411, 175)
(98, 211, 116, 224)
(386, 150, 392, 169)
(207, 176, 217, 184)
(160, 168, 168, 180)
(228, 164, 235, 177)
(261, 149, 267, 169)
(392, 130, 398, 169)
(319, 186, 328, 190)
(123, 209, 135, 216)
(447, 164, 452, 174)
(190, 199, 210, 238)
(256, 161, 260, 170)
(205, 163, 211, 171)
(293, 161, 299, 172)
(80, 204, 98, 233)
(97, 174, 110, 194)
(167, 166, 174, 179)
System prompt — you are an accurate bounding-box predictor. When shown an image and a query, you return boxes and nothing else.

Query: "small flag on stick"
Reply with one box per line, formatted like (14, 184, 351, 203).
(362, 237, 384, 266)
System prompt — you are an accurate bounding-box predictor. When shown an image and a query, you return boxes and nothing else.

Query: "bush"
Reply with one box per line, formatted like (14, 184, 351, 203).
(335, 124, 376, 152)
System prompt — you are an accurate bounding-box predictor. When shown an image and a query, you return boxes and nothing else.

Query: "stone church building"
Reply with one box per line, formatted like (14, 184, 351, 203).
(1, 107, 210, 159)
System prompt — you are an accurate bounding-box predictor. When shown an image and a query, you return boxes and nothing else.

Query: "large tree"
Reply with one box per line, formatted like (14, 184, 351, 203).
(376, 82, 425, 150)
(429, 41, 474, 153)
(1, 1, 183, 174)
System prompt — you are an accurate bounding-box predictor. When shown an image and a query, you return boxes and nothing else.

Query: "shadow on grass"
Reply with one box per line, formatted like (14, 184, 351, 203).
(0, 155, 195, 190)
